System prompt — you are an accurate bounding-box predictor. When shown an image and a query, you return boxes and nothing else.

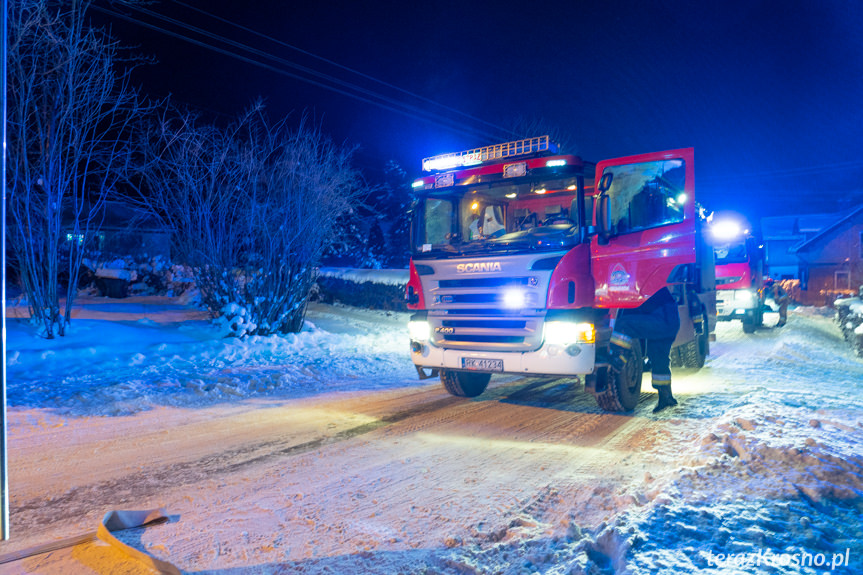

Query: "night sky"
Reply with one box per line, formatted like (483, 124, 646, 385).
(93, 0, 863, 227)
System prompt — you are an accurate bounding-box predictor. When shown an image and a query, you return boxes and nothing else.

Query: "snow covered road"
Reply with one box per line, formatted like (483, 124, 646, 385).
(1, 297, 861, 574)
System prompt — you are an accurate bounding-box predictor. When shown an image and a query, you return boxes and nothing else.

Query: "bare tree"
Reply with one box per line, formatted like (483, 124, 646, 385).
(139, 106, 366, 336)
(6, 0, 144, 337)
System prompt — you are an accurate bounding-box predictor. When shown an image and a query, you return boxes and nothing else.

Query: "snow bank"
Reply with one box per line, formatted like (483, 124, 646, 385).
(5, 298, 419, 417)
(317, 267, 408, 286)
(621, 399, 863, 573)
(314, 268, 409, 311)
(609, 310, 863, 574)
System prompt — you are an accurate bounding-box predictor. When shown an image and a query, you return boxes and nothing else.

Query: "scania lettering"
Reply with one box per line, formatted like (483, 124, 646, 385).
(457, 262, 503, 273)
(406, 136, 716, 411)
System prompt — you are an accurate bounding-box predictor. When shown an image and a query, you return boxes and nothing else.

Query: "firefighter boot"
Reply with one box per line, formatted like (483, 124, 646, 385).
(653, 385, 678, 413)
(608, 332, 633, 375)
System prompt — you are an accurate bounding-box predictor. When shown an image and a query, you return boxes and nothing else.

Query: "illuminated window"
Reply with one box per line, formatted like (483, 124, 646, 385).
(835, 270, 850, 291)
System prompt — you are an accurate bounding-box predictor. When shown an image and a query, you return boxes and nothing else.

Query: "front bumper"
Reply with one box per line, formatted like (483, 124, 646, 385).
(410, 339, 596, 376)
(716, 289, 760, 321)
(716, 307, 760, 322)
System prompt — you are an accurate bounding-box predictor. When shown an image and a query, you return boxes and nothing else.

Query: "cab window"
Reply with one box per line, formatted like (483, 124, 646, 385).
(423, 198, 454, 245)
(603, 159, 686, 234)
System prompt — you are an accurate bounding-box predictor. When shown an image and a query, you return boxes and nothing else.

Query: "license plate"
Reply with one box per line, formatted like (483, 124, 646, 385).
(461, 358, 504, 372)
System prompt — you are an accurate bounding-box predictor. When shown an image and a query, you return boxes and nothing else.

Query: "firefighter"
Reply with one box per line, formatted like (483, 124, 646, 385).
(609, 287, 681, 413)
(766, 279, 789, 327)
(467, 212, 482, 240)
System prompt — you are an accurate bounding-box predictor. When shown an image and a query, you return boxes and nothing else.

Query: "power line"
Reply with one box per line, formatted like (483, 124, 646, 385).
(169, 0, 514, 139)
(699, 160, 863, 183)
(92, 2, 511, 143)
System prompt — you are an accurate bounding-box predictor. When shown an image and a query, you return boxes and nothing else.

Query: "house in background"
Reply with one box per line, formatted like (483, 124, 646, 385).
(760, 211, 844, 280)
(63, 200, 171, 261)
(60, 201, 172, 298)
(792, 204, 863, 305)
(761, 205, 863, 305)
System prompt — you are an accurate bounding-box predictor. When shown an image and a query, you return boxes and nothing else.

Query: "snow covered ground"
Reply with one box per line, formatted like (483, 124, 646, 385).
(2, 295, 862, 574)
(5, 295, 421, 416)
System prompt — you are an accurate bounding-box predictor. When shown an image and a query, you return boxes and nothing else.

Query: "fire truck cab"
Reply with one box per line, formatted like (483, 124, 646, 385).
(709, 216, 765, 333)
(406, 136, 715, 411)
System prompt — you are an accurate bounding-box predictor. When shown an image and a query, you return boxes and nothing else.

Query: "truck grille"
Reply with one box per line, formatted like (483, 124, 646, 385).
(429, 312, 542, 351)
(428, 275, 545, 352)
(422, 255, 561, 352)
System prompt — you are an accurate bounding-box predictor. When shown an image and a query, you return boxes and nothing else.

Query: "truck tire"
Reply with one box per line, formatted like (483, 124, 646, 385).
(593, 340, 643, 412)
(671, 311, 709, 369)
(440, 370, 491, 398)
(742, 315, 757, 334)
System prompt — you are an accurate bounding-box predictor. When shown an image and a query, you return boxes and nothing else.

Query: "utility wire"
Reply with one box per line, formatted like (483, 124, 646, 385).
(92, 3, 510, 143)
(169, 0, 515, 139)
(700, 160, 863, 183)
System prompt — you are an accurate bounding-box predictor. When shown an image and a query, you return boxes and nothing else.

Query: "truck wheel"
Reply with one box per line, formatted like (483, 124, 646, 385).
(594, 340, 643, 411)
(742, 316, 757, 334)
(672, 311, 709, 368)
(440, 370, 491, 398)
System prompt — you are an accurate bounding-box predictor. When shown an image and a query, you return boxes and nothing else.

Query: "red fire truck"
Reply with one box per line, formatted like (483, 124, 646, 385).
(405, 136, 715, 411)
(709, 216, 765, 333)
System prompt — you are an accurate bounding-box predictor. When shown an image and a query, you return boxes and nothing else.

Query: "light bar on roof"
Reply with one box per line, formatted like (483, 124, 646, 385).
(422, 135, 558, 172)
(710, 219, 743, 241)
(423, 155, 482, 172)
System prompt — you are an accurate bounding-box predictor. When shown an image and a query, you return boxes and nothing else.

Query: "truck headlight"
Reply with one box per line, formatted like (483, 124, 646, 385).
(544, 321, 595, 345)
(408, 320, 431, 341)
(502, 288, 527, 309)
(733, 289, 755, 306)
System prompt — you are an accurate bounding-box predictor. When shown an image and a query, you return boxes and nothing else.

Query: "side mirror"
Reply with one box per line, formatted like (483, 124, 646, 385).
(596, 194, 611, 245)
(405, 286, 419, 305)
(598, 172, 613, 193)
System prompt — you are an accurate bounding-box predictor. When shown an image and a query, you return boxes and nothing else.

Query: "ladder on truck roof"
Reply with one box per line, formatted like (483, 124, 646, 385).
(422, 135, 559, 172)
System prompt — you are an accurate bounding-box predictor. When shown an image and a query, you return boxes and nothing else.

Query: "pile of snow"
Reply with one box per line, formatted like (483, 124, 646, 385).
(5, 297, 419, 417)
(622, 400, 863, 573)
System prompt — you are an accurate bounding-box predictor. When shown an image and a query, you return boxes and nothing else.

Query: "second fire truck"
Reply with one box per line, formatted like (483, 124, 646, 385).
(405, 136, 715, 411)
(709, 216, 766, 333)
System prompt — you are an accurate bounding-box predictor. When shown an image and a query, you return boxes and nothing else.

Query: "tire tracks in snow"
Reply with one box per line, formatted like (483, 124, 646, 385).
(9, 375, 672, 559)
(8, 390, 466, 536)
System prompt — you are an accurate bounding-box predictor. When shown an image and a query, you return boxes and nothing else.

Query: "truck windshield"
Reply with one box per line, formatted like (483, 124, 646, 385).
(714, 242, 748, 264)
(412, 173, 591, 257)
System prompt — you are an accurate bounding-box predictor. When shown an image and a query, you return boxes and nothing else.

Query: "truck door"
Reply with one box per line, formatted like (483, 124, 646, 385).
(591, 148, 696, 308)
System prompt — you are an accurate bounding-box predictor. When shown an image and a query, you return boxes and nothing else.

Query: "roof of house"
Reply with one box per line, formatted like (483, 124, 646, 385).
(793, 204, 863, 253)
(761, 211, 844, 240)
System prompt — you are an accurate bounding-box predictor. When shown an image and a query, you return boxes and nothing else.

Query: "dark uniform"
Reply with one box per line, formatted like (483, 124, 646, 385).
(609, 287, 681, 412)
(770, 282, 789, 327)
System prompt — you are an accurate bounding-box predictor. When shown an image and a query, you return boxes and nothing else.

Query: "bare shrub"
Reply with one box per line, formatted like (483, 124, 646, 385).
(139, 106, 366, 335)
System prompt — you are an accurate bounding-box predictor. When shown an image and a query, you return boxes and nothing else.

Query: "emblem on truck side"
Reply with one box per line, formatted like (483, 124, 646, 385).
(609, 264, 631, 292)
(456, 262, 502, 273)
